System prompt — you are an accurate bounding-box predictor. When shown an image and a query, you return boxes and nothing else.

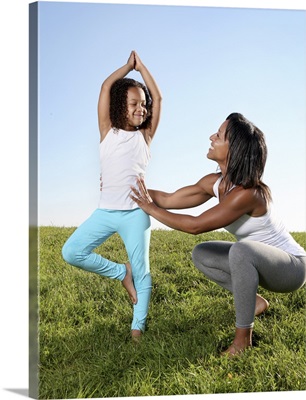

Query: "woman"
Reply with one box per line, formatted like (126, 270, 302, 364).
(130, 113, 306, 355)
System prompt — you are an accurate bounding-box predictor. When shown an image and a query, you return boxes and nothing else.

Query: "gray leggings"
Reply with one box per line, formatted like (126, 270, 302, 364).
(192, 241, 306, 329)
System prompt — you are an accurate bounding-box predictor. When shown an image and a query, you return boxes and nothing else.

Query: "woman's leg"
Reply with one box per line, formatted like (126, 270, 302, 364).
(227, 242, 306, 355)
(229, 241, 306, 330)
(193, 240, 306, 355)
(192, 241, 253, 355)
(62, 209, 126, 280)
(192, 241, 270, 315)
(118, 209, 152, 335)
(192, 241, 234, 292)
(193, 240, 306, 328)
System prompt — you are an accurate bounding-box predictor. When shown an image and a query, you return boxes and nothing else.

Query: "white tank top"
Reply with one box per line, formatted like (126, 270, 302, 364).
(99, 128, 150, 210)
(213, 176, 306, 256)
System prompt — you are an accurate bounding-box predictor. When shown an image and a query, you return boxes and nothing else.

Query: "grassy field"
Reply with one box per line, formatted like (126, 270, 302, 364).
(36, 227, 306, 399)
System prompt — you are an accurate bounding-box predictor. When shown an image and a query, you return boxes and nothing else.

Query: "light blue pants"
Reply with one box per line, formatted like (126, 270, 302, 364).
(62, 208, 152, 332)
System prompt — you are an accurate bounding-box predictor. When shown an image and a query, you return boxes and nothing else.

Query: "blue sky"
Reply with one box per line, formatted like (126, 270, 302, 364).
(36, 0, 306, 230)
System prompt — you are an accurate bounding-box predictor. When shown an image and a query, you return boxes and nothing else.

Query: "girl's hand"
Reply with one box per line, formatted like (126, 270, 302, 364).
(134, 51, 144, 72)
(127, 51, 136, 70)
(130, 178, 154, 213)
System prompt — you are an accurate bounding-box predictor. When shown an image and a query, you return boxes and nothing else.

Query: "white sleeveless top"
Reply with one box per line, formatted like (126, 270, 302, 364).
(99, 128, 150, 210)
(213, 176, 306, 256)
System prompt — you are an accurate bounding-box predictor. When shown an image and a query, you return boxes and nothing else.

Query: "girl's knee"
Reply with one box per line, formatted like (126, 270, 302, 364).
(62, 242, 78, 265)
(133, 271, 151, 288)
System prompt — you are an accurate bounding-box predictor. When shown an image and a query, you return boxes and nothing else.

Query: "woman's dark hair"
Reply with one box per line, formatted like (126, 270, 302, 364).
(224, 112, 272, 203)
(109, 78, 152, 130)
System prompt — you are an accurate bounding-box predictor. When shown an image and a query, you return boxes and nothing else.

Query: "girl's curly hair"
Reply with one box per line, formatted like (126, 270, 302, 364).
(109, 78, 153, 130)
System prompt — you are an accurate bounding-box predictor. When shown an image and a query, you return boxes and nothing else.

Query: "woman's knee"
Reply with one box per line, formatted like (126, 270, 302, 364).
(192, 243, 203, 269)
(192, 243, 213, 274)
(228, 242, 259, 283)
(229, 241, 251, 262)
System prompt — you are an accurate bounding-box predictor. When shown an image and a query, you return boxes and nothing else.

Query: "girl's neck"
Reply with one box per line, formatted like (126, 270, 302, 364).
(114, 126, 138, 132)
(123, 124, 139, 132)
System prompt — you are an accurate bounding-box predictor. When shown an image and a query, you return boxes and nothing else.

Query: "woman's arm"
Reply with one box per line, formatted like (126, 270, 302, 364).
(148, 173, 218, 209)
(134, 52, 162, 143)
(131, 178, 258, 235)
(98, 52, 135, 141)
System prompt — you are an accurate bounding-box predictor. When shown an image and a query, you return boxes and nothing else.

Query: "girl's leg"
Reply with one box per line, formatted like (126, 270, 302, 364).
(118, 209, 152, 334)
(62, 209, 126, 280)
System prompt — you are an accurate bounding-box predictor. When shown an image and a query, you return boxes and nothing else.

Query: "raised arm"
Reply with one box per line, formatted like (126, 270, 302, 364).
(98, 52, 135, 141)
(134, 52, 162, 143)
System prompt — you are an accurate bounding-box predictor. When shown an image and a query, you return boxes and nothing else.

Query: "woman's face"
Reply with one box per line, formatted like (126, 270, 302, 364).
(125, 87, 147, 130)
(207, 120, 229, 165)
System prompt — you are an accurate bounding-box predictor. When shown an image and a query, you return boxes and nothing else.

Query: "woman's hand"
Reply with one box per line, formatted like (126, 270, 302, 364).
(130, 178, 154, 213)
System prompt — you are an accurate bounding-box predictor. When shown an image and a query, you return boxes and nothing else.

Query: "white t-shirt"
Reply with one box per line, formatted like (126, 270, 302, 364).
(213, 176, 306, 257)
(99, 128, 150, 210)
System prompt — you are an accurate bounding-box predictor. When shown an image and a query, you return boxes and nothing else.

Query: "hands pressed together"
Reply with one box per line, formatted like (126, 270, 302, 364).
(127, 50, 144, 72)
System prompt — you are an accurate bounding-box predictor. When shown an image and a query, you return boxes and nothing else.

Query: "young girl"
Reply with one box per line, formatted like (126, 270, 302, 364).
(62, 51, 162, 339)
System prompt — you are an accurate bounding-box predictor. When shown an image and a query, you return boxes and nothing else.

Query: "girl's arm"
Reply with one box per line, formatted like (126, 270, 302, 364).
(130, 177, 258, 235)
(98, 52, 135, 141)
(134, 52, 162, 144)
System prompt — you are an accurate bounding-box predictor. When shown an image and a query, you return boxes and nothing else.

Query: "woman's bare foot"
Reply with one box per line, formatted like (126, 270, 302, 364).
(122, 262, 137, 304)
(255, 294, 269, 316)
(221, 327, 252, 357)
(221, 343, 245, 357)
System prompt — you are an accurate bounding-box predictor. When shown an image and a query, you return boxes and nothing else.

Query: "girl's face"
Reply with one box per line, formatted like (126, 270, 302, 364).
(207, 120, 229, 165)
(125, 87, 147, 131)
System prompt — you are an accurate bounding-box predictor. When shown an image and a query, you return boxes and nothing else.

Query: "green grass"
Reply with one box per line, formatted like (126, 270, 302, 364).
(36, 227, 306, 398)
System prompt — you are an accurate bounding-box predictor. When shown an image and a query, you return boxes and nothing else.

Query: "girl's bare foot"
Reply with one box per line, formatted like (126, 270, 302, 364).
(255, 294, 269, 316)
(122, 262, 137, 304)
(131, 329, 142, 342)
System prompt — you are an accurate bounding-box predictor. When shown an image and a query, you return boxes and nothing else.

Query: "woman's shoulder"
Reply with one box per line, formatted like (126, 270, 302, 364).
(226, 186, 267, 216)
(197, 173, 222, 196)
(199, 172, 222, 187)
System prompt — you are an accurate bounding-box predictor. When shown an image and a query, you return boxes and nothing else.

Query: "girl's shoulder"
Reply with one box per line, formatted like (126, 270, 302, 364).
(99, 123, 113, 142)
(138, 128, 152, 146)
